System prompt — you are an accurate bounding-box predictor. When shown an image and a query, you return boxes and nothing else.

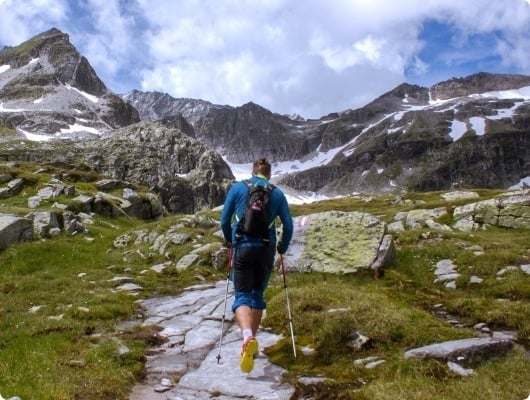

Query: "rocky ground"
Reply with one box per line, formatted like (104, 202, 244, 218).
(126, 281, 295, 400)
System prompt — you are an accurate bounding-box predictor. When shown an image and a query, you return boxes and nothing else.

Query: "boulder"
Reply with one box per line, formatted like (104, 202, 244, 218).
(31, 211, 64, 238)
(405, 207, 447, 229)
(0, 213, 33, 250)
(281, 211, 393, 274)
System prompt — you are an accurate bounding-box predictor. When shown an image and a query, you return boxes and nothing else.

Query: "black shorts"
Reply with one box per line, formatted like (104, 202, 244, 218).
(232, 245, 275, 293)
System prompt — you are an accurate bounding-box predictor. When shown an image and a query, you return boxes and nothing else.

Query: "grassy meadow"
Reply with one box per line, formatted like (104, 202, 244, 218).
(0, 162, 529, 399)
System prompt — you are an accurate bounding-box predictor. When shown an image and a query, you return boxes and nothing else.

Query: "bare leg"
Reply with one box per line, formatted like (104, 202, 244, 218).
(251, 309, 262, 336)
(236, 306, 263, 337)
(235, 305, 253, 332)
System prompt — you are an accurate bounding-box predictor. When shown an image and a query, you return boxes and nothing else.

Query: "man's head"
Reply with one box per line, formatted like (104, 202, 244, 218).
(252, 157, 271, 179)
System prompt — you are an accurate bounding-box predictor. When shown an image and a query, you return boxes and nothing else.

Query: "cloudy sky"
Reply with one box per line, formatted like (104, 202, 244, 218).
(1, 0, 530, 119)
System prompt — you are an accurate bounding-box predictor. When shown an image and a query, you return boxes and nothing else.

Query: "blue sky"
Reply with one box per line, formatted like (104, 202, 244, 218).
(1, 0, 530, 119)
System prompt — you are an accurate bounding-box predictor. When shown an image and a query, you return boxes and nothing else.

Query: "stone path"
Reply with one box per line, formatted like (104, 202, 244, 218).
(128, 281, 295, 400)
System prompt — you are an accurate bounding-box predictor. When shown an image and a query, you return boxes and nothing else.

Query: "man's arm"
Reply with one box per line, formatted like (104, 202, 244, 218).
(276, 195, 293, 253)
(220, 186, 236, 243)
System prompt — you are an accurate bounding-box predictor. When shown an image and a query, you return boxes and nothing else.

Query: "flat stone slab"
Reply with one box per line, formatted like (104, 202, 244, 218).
(404, 337, 513, 365)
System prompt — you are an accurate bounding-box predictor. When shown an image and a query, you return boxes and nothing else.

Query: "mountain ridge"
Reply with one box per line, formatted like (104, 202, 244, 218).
(1, 28, 529, 207)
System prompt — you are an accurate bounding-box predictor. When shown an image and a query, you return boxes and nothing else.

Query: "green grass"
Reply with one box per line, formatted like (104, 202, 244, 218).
(0, 162, 529, 399)
(262, 190, 530, 399)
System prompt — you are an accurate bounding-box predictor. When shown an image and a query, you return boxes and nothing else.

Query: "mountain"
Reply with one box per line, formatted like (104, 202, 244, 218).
(122, 89, 228, 125)
(278, 75, 530, 195)
(0, 29, 233, 213)
(125, 75, 530, 196)
(122, 91, 330, 163)
(1, 28, 529, 208)
(0, 28, 139, 139)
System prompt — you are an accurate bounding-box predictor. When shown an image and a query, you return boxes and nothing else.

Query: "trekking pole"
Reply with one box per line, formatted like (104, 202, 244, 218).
(280, 254, 297, 358)
(216, 246, 233, 364)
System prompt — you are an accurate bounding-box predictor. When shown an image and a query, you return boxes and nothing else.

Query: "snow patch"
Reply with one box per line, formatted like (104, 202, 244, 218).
(471, 85, 530, 100)
(0, 103, 25, 112)
(469, 117, 486, 136)
(0, 64, 10, 73)
(486, 101, 524, 120)
(509, 176, 530, 190)
(449, 120, 467, 141)
(65, 84, 99, 103)
(19, 128, 53, 142)
(60, 123, 100, 135)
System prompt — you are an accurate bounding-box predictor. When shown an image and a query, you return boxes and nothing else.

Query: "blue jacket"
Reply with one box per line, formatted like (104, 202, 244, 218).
(220, 175, 293, 250)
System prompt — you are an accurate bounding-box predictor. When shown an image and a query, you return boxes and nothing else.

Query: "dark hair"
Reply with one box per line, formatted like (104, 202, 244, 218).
(252, 157, 271, 178)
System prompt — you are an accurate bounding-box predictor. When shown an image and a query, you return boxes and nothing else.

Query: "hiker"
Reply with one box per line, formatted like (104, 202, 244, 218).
(220, 157, 293, 373)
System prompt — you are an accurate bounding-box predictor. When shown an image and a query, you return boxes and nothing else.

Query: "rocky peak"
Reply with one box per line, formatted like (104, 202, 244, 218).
(0, 28, 67, 67)
(384, 83, 430, 104)
(0, 28, 138, 139)
(0, 27, 107, 96)
(193, 100, 324, 163)
(122, 90, 227, 124)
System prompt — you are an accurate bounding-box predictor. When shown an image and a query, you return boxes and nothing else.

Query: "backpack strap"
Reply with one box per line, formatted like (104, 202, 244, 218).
(234, 180, 254, 223)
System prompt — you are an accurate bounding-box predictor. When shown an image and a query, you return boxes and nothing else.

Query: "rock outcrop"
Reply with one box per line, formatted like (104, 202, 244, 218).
(453, 192, 530, 230)
(0, 121, 234, 213)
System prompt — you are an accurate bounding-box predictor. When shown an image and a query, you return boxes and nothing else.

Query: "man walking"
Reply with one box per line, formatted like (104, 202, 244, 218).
(220, 157, 293, 373)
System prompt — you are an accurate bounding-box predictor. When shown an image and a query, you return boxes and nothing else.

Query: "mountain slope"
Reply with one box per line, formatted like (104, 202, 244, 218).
(277, 78, 530, 195)
(124, 75, 530, 195)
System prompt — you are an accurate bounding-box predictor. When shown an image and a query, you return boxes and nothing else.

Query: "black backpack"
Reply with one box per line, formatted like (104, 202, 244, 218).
(236, 179, 275, 242)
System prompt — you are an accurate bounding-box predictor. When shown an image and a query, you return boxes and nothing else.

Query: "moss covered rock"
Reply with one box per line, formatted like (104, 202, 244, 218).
(282, 210, 391, 274)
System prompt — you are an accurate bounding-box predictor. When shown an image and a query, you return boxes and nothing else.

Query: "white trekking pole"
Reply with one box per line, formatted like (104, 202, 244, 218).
(216, 246, 233, 364)
(280, 253, 296, 358)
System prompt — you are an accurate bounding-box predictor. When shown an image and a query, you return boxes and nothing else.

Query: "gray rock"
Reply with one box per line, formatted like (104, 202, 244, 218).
(365, 359, 386, 369)
(346, 329, 372, 350)
(0, 213, 33, 251)
(387, 220, 404, 232)
(37, 182, 65, 199)
(404, 337, 513, 365)
(405, 207, 447, 229)
(447, 361, 474, 376)
(0, 187, 11, 198)
(176, 254, 200, 271)
(433, 259, 460, 284)
(129, 281, 295, 400)
(115, 283, 143, 292)
(440, 191, 480, 201)
(453, 194, 530, 229)
(7, 178, 24, 195)
(28, 195, 42, 208)
(31, 211, 64, 238)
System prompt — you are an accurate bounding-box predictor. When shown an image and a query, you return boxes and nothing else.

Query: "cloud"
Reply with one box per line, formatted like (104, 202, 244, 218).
(0, 0, 68, 44)
(1, 0, 530, 118)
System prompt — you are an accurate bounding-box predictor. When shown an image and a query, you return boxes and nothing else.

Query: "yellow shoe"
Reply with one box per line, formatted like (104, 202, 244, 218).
(240, 336, 259, 373)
